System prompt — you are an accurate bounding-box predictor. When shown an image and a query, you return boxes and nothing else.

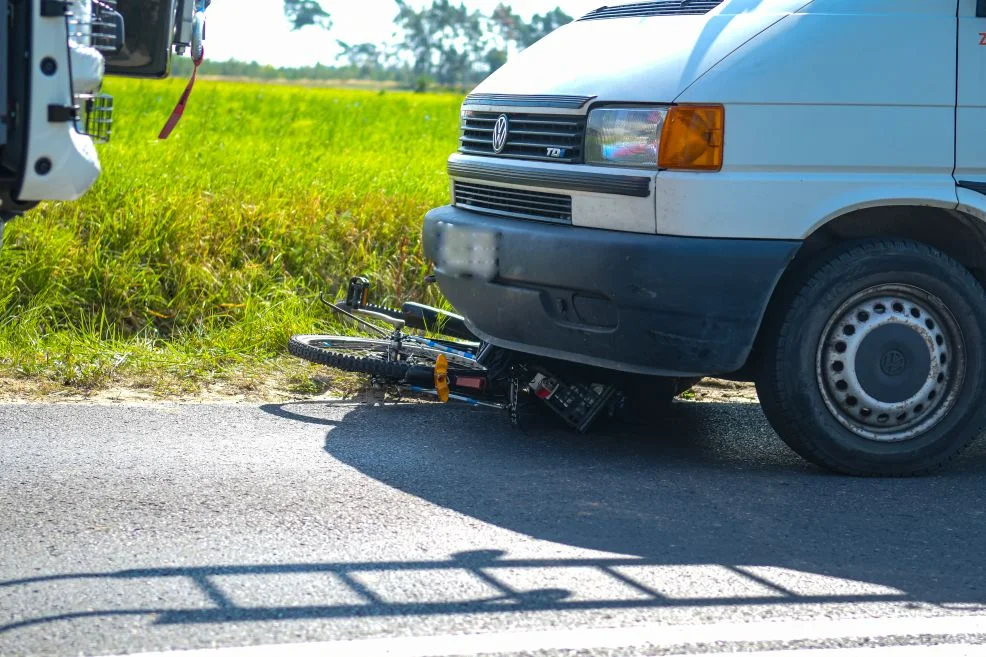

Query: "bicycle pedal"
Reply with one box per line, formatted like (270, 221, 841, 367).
(345, 276, 371, 310)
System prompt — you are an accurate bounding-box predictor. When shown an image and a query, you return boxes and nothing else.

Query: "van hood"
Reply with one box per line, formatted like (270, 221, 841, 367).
(470, 0, 810, 104)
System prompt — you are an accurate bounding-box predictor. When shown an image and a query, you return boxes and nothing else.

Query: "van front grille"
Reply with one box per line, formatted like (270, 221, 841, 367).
(454, 181, 572, 224)
(464, 93, 593, 110)
(459, 112, 586, 164)
(580, 1, 723, 20)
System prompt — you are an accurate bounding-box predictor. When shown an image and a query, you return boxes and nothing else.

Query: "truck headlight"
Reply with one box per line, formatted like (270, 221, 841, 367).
(585, 107, 667, 168)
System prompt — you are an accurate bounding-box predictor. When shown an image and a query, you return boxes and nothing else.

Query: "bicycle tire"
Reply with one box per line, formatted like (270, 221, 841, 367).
(288, 336, 410, 380)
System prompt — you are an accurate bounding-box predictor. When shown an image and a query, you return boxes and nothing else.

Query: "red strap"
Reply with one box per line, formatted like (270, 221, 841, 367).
(158, 52, 203, 140)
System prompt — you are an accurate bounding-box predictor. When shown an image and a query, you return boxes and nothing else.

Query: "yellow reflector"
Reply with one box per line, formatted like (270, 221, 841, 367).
(658, 105, 724, 172)
(434, 354, 450, 403)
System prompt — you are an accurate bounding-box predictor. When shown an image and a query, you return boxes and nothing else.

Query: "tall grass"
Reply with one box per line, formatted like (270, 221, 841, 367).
(0, 78, 463, 392)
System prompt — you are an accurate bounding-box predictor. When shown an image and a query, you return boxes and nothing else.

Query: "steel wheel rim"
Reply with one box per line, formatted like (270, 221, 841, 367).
(308, 338, 392, 357)
(305, 337, 403, 364)
(815, 284, 966, 443)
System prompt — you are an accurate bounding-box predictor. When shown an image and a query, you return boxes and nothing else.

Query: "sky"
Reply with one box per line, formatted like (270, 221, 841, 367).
(204, 0, 605, 68)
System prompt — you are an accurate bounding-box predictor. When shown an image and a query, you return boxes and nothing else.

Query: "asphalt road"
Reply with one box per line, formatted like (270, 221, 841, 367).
(2, 399, 986, 657)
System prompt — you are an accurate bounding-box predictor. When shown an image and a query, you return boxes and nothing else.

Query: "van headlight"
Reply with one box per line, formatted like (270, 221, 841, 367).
(585, 107, 667, 168)
(585, 105, 725, 171)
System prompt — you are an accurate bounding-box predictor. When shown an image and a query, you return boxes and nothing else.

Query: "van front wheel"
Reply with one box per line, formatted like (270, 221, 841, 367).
(757, 239, 986, 476)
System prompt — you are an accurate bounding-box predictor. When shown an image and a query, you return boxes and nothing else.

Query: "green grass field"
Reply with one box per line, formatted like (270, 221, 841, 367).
(0, 78, 463, 397)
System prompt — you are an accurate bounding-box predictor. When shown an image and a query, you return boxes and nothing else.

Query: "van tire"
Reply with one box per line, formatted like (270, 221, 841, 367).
(756, 239, 986, 476)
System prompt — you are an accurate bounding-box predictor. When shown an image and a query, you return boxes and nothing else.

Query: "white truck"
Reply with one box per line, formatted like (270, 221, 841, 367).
(423, 0, 986, 475)
(0, 0, 204, 234)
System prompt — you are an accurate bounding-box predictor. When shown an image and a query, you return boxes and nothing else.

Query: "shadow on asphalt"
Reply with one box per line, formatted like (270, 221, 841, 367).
(3, 400, 985, 637)
(299, 399, 986, 607)
(0, 551, 919, 634)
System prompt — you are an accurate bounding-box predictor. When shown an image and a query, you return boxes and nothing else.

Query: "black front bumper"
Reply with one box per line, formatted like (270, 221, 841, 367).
(423, 206, 800, 377)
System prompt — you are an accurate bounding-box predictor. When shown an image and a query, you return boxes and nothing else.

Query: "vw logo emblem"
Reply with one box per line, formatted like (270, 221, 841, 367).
(880, 349, 908, 377)
(492, 114, 510, 154)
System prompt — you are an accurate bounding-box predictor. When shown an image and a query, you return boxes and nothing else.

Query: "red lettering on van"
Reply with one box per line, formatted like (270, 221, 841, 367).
(980, 32, 986, 46)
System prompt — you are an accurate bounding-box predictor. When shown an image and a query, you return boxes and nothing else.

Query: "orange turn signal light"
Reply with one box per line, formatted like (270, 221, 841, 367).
(658, 105, 724, 172)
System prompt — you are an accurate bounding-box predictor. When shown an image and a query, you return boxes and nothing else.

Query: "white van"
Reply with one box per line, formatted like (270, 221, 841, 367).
(423, 0, 986, 476)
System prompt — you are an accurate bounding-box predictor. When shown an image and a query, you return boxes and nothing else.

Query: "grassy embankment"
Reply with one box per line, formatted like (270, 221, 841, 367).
(0, 78, 462, 398)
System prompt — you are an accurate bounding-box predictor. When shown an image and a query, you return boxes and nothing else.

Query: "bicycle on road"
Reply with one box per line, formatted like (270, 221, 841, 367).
(289, 277, 623, 432)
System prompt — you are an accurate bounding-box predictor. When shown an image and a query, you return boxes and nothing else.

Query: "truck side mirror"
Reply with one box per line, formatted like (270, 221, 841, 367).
(103, 0, 177, 78)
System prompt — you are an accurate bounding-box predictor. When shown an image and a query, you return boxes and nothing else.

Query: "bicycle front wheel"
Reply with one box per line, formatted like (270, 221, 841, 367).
(289, 334, 486, 378)
(289, 336, 412, 380)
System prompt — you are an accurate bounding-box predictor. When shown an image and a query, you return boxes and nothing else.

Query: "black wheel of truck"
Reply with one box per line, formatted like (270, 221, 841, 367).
(288, 336, 411, 380)
(757, 239, 986, 476)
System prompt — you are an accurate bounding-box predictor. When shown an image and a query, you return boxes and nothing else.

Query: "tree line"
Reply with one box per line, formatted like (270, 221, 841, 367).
(193, 0, 574, 90)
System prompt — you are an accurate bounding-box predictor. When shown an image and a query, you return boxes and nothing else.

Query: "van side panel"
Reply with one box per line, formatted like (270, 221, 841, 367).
(664, 0, 959, 240)
(954, 0, 986, 217)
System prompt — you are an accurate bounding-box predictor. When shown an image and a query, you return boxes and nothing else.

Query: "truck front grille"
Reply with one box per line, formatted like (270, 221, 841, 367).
(67, 0, 122, 52)
(459, 112, 586, 164)
(80, 94, 113, 143)
(454, 181, 572, 224)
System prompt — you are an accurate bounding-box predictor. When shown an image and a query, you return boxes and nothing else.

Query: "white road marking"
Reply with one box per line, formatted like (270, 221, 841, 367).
(103, 614, 986, 657)
(722, 648, 986, 657)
